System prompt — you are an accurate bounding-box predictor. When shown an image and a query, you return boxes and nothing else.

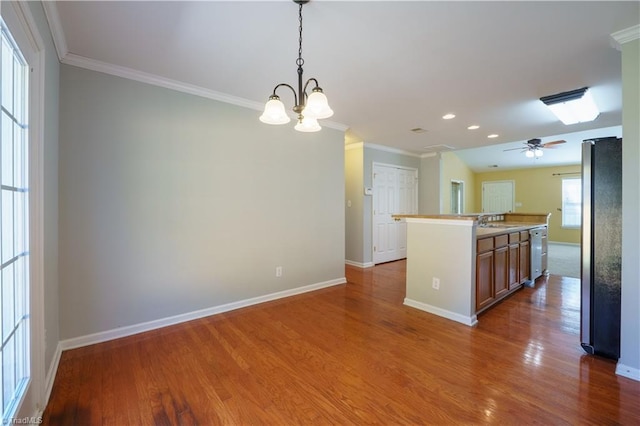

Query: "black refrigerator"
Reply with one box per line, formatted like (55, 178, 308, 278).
(580, 137, 622, 360)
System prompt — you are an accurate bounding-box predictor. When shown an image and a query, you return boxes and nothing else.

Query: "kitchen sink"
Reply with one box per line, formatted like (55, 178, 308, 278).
(479, 223, 523, 228)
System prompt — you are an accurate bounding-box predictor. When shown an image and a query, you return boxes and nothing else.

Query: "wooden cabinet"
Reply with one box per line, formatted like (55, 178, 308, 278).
(494, 245, 509, 298)
(476, 226, 543, 313)
(508, 232, 520, 290)
(476, 250, 494, 311)
(476, 235, 509, 312)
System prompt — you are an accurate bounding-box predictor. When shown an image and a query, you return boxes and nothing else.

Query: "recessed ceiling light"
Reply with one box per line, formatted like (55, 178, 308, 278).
(442, 113, 456, 120)
(467, 125, 480, 130)
(488, 134, 499, 138)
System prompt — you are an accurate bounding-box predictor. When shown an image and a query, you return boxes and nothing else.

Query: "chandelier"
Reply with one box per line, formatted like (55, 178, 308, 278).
(259, 0, 333, 132)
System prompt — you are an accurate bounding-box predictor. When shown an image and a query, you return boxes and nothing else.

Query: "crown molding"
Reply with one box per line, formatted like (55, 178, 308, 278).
(59, 53, 348, 132)
(610, 24, 640, 51)
(41, 1, 67, 61)
(61, 53, 267, 111)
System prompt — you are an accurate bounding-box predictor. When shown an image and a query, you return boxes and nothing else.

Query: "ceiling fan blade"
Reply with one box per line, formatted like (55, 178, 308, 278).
(541, 140, 566, 148)
(503, 147, 526, 151)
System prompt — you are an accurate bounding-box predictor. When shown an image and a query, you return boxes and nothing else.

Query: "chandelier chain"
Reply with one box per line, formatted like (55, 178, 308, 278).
(297, 2, 304, 67)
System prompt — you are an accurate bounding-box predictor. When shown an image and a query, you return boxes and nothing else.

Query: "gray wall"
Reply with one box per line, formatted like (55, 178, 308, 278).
(58, 65, 345, 339)
(419, 154, 442, 214)
(620, 38, 640, 376)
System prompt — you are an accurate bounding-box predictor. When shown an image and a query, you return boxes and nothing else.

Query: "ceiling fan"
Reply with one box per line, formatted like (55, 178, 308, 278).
(504, 138, 566, 158)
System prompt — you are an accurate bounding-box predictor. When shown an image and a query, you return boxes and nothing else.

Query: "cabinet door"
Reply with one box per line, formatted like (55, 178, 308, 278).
(519, 240, 530, 283)
(494, 246, 509, 298)
(476, 251, 494, 311)
(508, 243, 520, 290)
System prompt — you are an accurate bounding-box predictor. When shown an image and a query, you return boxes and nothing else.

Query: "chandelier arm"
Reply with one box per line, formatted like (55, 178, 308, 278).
(272, 83, 299, 108)
(302, 77, 320, 96)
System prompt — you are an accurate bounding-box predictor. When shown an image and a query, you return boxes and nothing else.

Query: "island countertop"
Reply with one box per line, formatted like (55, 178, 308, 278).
(400, 211, 550, 327)
(393, 212, 551, 238)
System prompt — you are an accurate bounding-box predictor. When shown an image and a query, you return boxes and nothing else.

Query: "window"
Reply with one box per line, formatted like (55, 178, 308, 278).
(562, 178, 581, 228)
(1, 18, 30, 422)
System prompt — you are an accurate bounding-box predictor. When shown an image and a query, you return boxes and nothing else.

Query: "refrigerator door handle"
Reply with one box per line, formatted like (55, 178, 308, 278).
(580, 141, 593, 349)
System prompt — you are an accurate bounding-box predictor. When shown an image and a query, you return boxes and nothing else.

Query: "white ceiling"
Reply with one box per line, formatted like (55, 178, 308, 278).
(46, 1, 638, 166)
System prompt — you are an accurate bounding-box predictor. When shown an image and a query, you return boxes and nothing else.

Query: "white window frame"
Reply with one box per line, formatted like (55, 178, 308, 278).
(450, 180, 464, 214)
(561, 177, 582, 228)
(1, 1, 45, 421)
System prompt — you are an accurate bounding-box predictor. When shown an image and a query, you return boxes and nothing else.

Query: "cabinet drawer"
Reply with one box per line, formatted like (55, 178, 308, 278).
(509, 232, 520, 243)
(520, 231, 530, 241)
(495, 234, 509, 248)
(477, 237, 494, 253)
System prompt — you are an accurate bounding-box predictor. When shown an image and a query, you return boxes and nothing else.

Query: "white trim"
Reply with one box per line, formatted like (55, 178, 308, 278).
(3, 0, 47, 419)
(40, 1, 66, 61)
(345, 259, 374, 268)
(610, 24, 640, 51)
(44, 343, 62, 404)
(404, 298, 478, 327)
(59, 277, 346, 351)
(616, 362, 640, 382)
(548, 241, 580, 247)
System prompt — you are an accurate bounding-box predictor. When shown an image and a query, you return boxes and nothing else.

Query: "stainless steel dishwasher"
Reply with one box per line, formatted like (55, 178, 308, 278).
(529, 227, 545, 282)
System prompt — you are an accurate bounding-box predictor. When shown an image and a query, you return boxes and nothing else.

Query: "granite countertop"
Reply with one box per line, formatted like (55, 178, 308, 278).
(392, 213, 550, 238)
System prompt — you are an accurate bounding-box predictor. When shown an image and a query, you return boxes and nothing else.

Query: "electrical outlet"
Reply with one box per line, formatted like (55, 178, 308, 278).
(432, 277, 440, 290)
(276, 266, 282, 277)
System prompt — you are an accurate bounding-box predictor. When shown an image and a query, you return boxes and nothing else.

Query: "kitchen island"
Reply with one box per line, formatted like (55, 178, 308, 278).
(393, 213, 550, 326)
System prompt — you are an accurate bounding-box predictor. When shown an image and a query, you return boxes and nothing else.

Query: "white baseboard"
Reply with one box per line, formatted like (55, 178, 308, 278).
(548, 241, 580, 247)
(404, 298, 478, 327)
(616, 362, 640, 381)
(44, 343, 63, 404)
(59, 277, 346, 351)
(345, 259, 374, 268)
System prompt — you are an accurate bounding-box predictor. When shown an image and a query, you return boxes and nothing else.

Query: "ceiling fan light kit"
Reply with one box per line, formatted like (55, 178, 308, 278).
(540, 87, 600, 125)
(504, 137, 566, 157)
(259, 0, 333, 132)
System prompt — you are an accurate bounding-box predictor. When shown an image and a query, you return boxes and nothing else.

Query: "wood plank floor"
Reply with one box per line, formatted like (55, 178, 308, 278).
(43, 261, 640, 425)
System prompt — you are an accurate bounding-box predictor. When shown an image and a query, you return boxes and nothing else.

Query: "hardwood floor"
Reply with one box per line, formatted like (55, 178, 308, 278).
(43, 261, 640, 425)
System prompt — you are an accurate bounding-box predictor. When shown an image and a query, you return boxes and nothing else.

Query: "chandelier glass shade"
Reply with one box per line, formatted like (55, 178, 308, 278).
(259, 0, 333, 132)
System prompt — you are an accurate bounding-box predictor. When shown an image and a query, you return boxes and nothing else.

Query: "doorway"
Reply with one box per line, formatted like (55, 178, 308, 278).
(451, 180, 464, 214)
(372, 164, 418, 264)
(482, 180, 514, 213)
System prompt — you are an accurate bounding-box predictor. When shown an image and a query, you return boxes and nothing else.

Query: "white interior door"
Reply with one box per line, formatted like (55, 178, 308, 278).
(482, 181, 515, 213)
(373, 165, 417, 264)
